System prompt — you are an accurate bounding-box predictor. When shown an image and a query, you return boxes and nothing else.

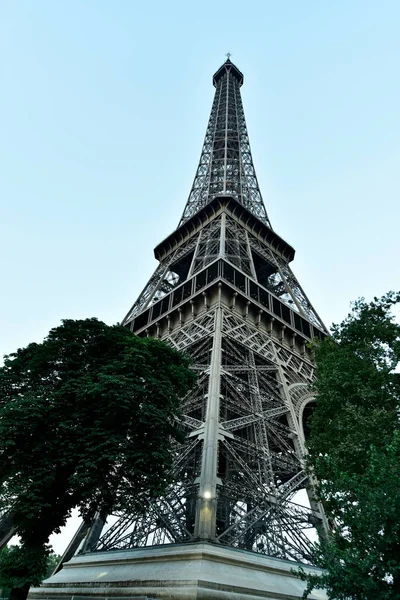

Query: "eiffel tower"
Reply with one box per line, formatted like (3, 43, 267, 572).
(32, 59, 330, 600)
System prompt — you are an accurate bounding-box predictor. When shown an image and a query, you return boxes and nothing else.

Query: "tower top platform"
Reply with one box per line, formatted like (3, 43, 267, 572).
(213, 58, 244, 87)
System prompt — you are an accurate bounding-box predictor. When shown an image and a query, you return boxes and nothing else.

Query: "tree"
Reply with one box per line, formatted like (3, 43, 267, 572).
(44, 554, 61, 579)
(0, 318, 196, 600)
(299, 292, 400, 599)
(0, 547, 61, 599)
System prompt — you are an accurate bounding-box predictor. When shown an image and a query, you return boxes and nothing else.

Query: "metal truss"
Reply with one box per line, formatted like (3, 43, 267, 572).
(123, 233, 199, 323)
(167, 310, 215, 351)
(275, 258, 326, 329)
(247, 233, 326, 331)
(179, 59, 272, 229)
(123, 207, 326, 335)
(224, 216, 255, 277)
(93, 307, 327, 563)
(189, 217, 223, 276)
(58, 59, 330, 569)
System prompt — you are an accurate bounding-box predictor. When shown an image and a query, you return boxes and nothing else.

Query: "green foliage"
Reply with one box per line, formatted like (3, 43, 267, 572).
(44, 553, 61, 579)
(300, 292, 400, 599)
(0, 546, 48, 590)
(0, 318, 196, 597)
(0, 547, 61, 598)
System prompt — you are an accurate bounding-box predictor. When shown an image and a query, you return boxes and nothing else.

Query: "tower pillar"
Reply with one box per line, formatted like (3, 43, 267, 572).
(194, 299, 222, 540)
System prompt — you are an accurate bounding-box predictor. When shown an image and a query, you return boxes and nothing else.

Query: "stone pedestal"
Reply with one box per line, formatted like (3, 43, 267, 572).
(29, 542, 326, 600)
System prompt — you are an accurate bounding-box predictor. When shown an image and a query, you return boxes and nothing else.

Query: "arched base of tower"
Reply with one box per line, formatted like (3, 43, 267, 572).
(29, 542, 326, 600)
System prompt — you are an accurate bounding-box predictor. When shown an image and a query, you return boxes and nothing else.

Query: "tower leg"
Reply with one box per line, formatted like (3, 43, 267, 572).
(0, 511, 16, 549)
(194, 302, 223, 540)
(51, 513, 105, 575)
(80, 513, 105, 552)
(52, 521, 90, 574)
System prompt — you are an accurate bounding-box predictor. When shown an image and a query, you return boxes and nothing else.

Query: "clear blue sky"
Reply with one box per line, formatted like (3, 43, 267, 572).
(1, 1, 399, 551)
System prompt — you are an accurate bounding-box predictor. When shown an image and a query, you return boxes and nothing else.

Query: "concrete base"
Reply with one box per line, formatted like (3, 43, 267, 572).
(30, 542, 327, 600)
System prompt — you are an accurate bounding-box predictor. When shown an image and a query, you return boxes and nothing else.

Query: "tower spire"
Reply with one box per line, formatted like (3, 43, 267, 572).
(179, 59, 272, 228)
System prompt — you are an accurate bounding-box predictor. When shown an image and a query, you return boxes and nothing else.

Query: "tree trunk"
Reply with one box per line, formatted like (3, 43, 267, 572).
(9, 584, 30, 600)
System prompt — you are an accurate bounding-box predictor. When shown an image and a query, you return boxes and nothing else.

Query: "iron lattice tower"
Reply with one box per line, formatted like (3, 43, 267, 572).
(59, 59, 330, 564)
